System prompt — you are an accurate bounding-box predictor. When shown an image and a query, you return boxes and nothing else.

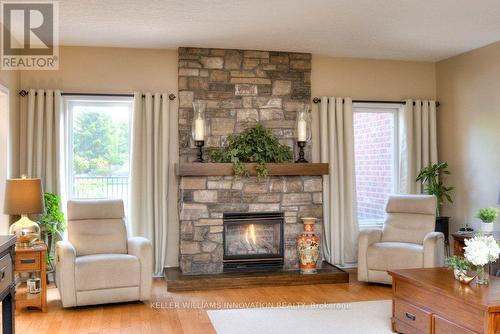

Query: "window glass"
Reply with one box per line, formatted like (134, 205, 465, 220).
(353, 105, 399, 227)
(67, 98, 132, 204)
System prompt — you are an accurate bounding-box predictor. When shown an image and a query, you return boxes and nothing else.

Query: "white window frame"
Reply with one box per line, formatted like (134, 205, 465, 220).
(353, 102, 402, 229)
(64, 95, 133, 201)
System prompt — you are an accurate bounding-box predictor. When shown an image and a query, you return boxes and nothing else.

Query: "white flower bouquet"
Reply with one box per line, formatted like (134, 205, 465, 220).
(463, 235, 500, 284)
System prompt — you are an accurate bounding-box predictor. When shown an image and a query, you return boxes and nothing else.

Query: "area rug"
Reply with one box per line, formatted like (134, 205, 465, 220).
(207, 299, 392, 334)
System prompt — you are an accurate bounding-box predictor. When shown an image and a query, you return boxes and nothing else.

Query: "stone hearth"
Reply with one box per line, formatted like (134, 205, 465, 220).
(179, 175, 323, 274)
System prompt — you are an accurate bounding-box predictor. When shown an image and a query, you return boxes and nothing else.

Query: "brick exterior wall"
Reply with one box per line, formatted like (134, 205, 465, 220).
(178, 47, 312, 162)
(353, 112, 394, 222)
(179, 176, 323, 274)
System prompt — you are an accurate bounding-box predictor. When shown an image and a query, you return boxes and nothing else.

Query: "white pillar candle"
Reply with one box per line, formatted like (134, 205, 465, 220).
(194, 118, 205, 141)
(297, 118, 307, 142)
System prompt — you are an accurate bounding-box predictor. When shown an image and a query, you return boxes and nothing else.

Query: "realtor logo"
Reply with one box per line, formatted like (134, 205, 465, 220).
(1, 1, 59, 70)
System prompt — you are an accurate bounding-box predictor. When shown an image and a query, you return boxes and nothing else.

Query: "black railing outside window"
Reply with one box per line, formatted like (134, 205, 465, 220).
(72, 175, 128, 200)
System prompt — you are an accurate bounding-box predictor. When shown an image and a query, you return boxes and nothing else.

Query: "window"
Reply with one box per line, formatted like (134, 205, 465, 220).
(65, 97, 132, 203)
(353, 103, 401, 228)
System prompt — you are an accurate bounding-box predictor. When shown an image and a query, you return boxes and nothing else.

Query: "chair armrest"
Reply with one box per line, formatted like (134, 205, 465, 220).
(55, 240, 77, 307)
(128, 237, 153, 300)
(423, 232, 445, 267)
(357, 229, 383, 282)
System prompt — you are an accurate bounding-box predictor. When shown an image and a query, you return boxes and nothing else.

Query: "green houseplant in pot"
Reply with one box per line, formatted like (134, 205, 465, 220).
(38, 192, 66, 271)
(476, 207, 499, 234)
(416, 162, 454, 237)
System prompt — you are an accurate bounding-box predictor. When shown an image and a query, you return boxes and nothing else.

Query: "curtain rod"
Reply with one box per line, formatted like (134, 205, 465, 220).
(18, 90, 176, 101)
(312, 97, 439, 107)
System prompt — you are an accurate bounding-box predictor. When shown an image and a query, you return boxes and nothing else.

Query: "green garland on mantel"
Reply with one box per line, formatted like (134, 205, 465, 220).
(208, 123, 293, 178)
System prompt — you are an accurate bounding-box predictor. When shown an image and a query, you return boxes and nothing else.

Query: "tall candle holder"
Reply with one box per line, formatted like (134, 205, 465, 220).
(194, 140, 204, 163)
(296, 141, 307, 163)
(192, 101, 209, 162)
(295, 103, 311, 163)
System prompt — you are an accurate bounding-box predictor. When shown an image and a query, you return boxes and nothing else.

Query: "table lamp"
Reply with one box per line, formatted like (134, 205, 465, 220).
(3, 177, 45, 247)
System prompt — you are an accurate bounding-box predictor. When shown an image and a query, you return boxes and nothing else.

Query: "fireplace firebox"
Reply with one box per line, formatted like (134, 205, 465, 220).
(223, 212, 284, 272)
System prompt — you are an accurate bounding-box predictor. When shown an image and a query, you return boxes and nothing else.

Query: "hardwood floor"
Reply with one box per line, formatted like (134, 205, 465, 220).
(15, 270, 391, 334)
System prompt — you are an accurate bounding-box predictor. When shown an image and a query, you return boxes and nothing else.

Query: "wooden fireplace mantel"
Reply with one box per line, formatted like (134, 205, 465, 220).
(176, 163, 329, 176)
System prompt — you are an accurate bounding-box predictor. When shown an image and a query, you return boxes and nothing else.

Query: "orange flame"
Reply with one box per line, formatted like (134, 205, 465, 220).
(244, 224, 257, 248)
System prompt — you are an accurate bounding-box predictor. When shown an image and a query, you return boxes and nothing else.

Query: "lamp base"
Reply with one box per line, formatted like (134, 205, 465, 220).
(9, 215, 40, 248)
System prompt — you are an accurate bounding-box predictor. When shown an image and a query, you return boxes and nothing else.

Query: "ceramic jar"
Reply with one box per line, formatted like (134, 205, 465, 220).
(296, 217, 320, 274)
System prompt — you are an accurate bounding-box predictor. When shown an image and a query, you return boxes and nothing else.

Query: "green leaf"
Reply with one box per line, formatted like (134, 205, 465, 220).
(416, 162, 454, 215)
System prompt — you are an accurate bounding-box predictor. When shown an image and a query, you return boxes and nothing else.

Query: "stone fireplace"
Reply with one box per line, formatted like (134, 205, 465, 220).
(179, 175, 323, 274)
(177, 47, 322, 275)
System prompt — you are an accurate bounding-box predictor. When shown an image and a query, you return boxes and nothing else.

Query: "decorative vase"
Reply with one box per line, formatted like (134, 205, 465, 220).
(481, 222, 494, 234)
(453, 269, 476, 284)
(475, 265, 489, 285)
(296, 217, 320, 274)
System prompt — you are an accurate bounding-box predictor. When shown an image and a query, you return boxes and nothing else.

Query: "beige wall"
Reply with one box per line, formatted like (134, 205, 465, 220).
(17, 47, 439, 176)
(20, 47, 437, 164)
(20, 46, 178, 94)
(311, 55, 436, 161)
(0, 69, 20, 233)
(19, 46, 180, 254)
(436, 41, 500, 232)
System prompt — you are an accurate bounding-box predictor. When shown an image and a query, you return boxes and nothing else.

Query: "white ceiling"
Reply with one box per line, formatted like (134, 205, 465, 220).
(58, 0, 500, 62)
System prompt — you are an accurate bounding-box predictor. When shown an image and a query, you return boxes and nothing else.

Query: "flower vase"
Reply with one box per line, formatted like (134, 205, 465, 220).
(476, 265, 489, 285)
(296, 217, 320, 274)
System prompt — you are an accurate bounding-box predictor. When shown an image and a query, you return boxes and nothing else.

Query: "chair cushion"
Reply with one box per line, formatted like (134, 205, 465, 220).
(381, 194, 437, 244)
(68, 199, 125, 220)
(381, 213, 435, 244)
(68, 200, 128, 256)
(385, 195, 436, 215)
(69, 219, 128, 256)
(75, 254, 140, 291)
(367, 242, 423, 271)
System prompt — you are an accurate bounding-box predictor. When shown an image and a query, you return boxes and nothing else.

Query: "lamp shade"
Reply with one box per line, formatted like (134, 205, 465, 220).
(4, 178, 45, 215)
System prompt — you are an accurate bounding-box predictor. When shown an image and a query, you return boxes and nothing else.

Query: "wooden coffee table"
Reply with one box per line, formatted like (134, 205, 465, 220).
(389, 267, 500, 334)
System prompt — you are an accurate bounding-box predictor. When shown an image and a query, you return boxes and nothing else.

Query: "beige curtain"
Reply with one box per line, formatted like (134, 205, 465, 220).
(398, 100, 438, 194)
(20, 89, 65, 196)
(129, 92, 178, 275)
(319, 97, 359, 265)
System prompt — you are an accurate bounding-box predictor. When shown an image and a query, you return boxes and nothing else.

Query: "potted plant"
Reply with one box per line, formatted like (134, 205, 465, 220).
(38, 192, 66, 271)
(445, 255, 474, 283)
(476, 207, 499, 233)
(208, 123, 293, 178)
(416, 162, 454, 238)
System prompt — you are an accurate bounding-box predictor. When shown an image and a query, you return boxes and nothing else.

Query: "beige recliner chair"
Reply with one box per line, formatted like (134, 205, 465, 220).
(357, 194, 444, 284)
(56, 199, 152, 307)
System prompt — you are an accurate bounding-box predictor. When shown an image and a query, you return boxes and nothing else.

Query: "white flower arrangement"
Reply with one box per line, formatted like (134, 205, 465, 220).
(464, 235, 500, 267)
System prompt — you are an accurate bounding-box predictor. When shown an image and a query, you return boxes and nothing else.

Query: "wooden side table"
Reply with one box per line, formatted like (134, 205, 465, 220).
(15, 242, 47, 312)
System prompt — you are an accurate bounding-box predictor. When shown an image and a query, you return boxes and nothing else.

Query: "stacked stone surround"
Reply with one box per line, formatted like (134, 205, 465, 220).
(177, 47, 312, 162)
(177, 47, 318, 275)
(179, 175, 323, 274)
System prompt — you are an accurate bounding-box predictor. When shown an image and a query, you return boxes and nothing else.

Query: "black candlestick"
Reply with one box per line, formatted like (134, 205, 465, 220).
(295, 141, 308, 163)
(195, 140, 205, 162)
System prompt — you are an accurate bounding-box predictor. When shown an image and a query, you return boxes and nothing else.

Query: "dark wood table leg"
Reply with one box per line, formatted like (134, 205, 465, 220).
(2, 285, 15, 334)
